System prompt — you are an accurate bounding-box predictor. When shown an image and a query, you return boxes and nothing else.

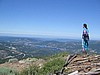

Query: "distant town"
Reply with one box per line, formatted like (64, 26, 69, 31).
(0, 36, 100, 64)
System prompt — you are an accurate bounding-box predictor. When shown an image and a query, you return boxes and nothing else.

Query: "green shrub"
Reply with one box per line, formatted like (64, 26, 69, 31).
(38, 58, 64, 75)
(0, 67, 18, 75)
(19, 52, 66, 75)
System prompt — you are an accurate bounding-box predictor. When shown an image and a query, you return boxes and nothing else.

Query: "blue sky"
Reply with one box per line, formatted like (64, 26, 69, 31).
(0, 0, 100, 39)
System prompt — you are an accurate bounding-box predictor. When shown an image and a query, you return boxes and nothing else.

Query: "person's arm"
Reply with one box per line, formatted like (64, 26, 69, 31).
(87, 29, 89, 40)
(82, 31, 84, 39)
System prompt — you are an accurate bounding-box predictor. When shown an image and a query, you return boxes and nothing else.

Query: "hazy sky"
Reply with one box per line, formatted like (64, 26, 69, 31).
(0, 0, 100, 39)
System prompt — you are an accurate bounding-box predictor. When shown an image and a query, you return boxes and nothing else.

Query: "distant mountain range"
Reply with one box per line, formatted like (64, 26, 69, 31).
(0, 33, 81, 39)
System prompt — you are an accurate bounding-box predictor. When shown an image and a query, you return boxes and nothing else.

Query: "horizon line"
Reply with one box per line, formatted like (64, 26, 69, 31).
(0, 32, 99, 40)
(0, 32, 81, 39)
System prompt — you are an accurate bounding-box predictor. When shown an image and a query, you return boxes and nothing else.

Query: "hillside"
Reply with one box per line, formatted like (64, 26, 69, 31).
(0, 52, 100, 75)
(0, 52, 66, 75)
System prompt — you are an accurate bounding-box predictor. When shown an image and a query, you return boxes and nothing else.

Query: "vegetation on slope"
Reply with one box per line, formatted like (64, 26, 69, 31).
(19, 52, 67, 75)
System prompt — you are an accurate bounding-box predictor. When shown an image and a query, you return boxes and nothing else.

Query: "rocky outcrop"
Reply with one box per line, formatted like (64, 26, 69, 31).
(53, 54, 100, 75)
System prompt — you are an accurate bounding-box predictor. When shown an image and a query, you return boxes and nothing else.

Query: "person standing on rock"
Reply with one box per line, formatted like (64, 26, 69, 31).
(82, 24, 89, 54)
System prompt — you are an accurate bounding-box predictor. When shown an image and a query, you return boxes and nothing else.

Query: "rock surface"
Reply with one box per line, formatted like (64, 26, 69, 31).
(60, 54, 100, 75)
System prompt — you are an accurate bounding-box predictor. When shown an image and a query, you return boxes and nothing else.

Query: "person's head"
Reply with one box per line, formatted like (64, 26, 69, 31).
(83, 24, 88, 29)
